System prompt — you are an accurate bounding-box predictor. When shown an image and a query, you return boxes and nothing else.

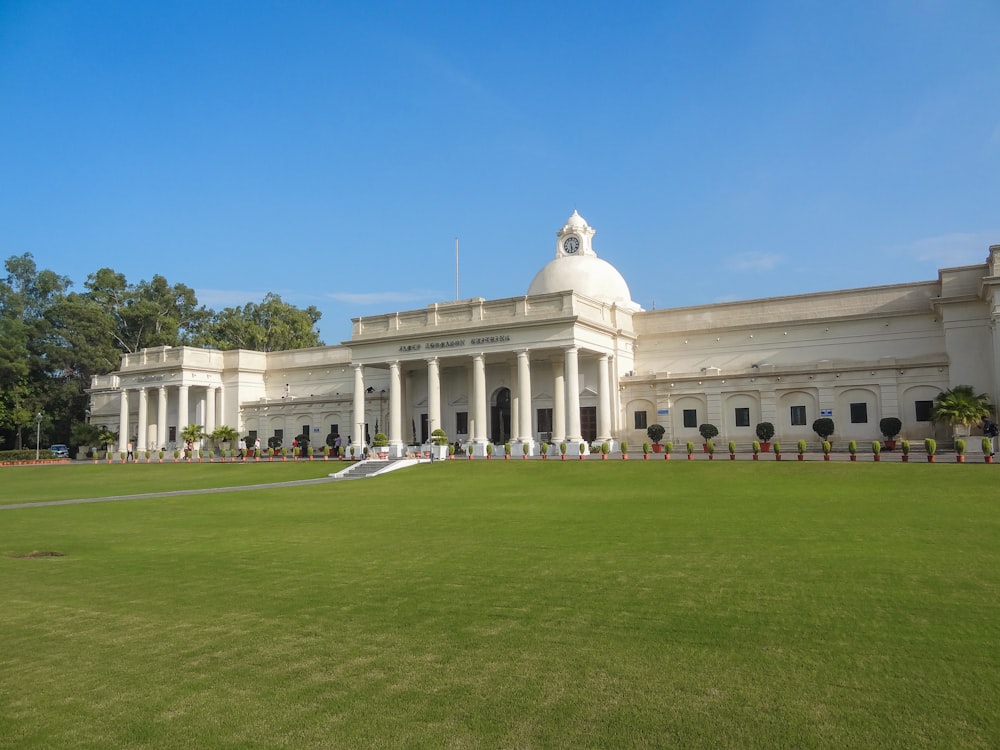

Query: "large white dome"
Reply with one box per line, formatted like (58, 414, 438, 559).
(527, 211, 641, 310)
(527, 255, 639, 309)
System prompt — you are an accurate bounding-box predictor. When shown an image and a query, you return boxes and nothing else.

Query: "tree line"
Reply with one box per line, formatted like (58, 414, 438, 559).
(0, 253, 324, 451)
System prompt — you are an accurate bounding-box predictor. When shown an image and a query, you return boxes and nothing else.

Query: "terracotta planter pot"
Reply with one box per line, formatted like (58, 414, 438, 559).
(902, 455, 909, 462)
(664, 454, 671, 461)
(797, 454, 804, 461)
(643, 454, 648, 460)
(775, 454, 781, 461)
(702, 444, 709, 453)
(561, 454, 566, 460)
(652, 444, 663, 453)
(927, 455, 935, 463)
(729, 454, 736, 461)
(956, 455, 964, 463)
(874, 454, 880, 462)
(823, 454, 830, 461)
(578, 454, 584, 460)
(622, 455, 628, 460)
(687, 454, 693, 460)
(850, 455, 856, 461)
(601, 454, 607, 460)
(985, 455, 993, 464)
(885, 440, 897, 451)
(752, 454, 759, 461)
(760, 443, 771, 453)
(708, 454, 714, 460)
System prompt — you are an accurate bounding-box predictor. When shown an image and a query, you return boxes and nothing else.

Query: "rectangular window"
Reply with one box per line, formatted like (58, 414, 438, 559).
(248, 430, 257, 443)
(915, 400, 933, 422)
(456, 412, 468, 434)
(329, 424, 339, 438)
(850, 403, 868, 424)
(790, 405, 807, 426)
(273, 429, 284, 446)
(734, 407, 750, 427)
(168, 426, 177, 443)
(683, 409, 697, 428)
(537, 408, 552, 434)
(634, 410, 648, 430)
(301, 424, 310, 439)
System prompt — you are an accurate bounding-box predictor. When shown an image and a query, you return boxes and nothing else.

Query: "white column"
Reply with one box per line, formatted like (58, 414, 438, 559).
(472, 353, 487, 446)
(565, 347, 582, 443)
(517, 349, 533, 445)
(177, 384, 189, 436)
(597, 354, 612, 442)
(352, 364, 366, 447)
(136, 387, 149, 452)
(427, 357, 441, 439)
(552, 356, 566, 445)
(389, 361, 403, 456)
(509, 359, 519, 442)
(157, 386, 167, 450)
(215, 387, 224, 430)
(205, 386, 217, 436)
(118, 389, 130, 453)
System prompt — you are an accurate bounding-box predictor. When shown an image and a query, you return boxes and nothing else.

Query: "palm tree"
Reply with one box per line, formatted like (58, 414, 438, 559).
(931, 385, 992, 436)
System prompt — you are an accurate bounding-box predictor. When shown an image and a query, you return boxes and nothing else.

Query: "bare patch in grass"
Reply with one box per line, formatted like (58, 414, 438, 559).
(8, 550, 65, 559)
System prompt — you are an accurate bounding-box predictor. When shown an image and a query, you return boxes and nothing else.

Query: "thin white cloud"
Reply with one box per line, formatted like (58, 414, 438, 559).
(328, 290, 439, 306)
(725, 252, 781, 272)
(903, 232, 996, 267)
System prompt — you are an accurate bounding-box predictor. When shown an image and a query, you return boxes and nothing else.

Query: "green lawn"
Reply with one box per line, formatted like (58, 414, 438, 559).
(2, 462, 999, 748)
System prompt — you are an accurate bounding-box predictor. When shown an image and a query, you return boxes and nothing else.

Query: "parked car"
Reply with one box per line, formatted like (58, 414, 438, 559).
(48, 444, 70, 459)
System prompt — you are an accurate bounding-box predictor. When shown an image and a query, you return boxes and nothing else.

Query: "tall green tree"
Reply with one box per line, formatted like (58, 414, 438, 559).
(196, 293, 323, 352)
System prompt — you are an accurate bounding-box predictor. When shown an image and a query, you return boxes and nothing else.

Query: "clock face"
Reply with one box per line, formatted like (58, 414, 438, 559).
(563, 236, 580, 255)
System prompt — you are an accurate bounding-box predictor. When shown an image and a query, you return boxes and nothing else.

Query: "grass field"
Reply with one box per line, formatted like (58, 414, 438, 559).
(2, 461, 999, 748)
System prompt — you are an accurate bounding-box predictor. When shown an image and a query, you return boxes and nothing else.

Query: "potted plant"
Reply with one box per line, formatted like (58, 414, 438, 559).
(706, 439, 715, 459)
(924, 437, 937, 463)
(430, 429, 449, 460)
(159, 449, 165, 463)
(560, 442, 567, 461)
(144, 450, 150, 463)
(773, 441, 781, 461)
(901, 440, 910, 462)
(647, 424, 666, 453)
(822, 440, 832, 460)
(600, 442, 609, 460)
(486, 443, 494, 460)
(931, 385, 992, 438)
(210, 425, 239, 455)
(728, 440, 736, 461)
(848, 440, 857, 462)
(642, 442, 650, 460)
(797, 439, 807, 461)
(755, 422, 775, 452)
(448, 443, 456, 460)
(812, 418, 835, 446)
(578, 442, 585, 460)
(686, 440, 695, 460)
(620, 440, 628, 460)
(664, 441, 673, 460)
(698, 423, 719, 452)
(752, 440, 760, 460)
(504, 442, 512, 460)
(540, 441, 549, 460)
(372, 432, 389, 459)
(523, 443, 530, 459)
(872, 440, 881, 462)
(879, 417, 902, 451)
(323, 444, 330, 461)
(983, 437, 993, 463)
(955, 438, 966, 463)
(173, 448, 180, 462)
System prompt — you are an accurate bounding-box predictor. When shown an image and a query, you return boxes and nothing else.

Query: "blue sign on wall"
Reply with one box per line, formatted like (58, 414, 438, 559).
(820, 409, 833, 417)
(657, 409, 670, 415)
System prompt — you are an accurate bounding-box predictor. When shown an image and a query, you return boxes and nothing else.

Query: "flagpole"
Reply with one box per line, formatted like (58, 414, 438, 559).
(455, 237, 459, 301)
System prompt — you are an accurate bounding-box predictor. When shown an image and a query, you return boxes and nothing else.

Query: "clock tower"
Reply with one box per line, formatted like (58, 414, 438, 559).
(555, 210, 597, 258)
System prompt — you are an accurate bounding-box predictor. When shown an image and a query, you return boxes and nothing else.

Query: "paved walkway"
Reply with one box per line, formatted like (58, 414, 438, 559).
(0, 476, 340, 511)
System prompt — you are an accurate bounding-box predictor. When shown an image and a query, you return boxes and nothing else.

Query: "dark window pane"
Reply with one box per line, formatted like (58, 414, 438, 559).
(634, 411, 647, 430)
(735, 408, 750, 427)
(683, 409, 697, 428)
(850, 403, 868, 424)
(790, 405, 807, 426)
(915, 400, 933, 422)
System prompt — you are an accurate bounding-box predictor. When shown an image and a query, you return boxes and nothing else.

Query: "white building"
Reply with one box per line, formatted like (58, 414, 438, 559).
(89, 211, 1000, 454)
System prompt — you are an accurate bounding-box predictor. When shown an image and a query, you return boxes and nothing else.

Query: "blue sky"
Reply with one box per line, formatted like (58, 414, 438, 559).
(2, 1, 998, 343)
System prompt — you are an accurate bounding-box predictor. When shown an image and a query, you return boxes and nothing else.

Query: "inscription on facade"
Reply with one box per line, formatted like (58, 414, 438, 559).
(398, 333, 511, 353)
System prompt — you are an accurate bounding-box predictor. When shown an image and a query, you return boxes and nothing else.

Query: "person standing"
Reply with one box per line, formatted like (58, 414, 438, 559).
(238, 437, 246, 459)
(253, 437, 261, 457)
(126, 440, 134, 463)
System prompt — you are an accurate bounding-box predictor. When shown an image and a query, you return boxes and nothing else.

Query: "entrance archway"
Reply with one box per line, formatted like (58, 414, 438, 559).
(490, 387, 511, 444)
